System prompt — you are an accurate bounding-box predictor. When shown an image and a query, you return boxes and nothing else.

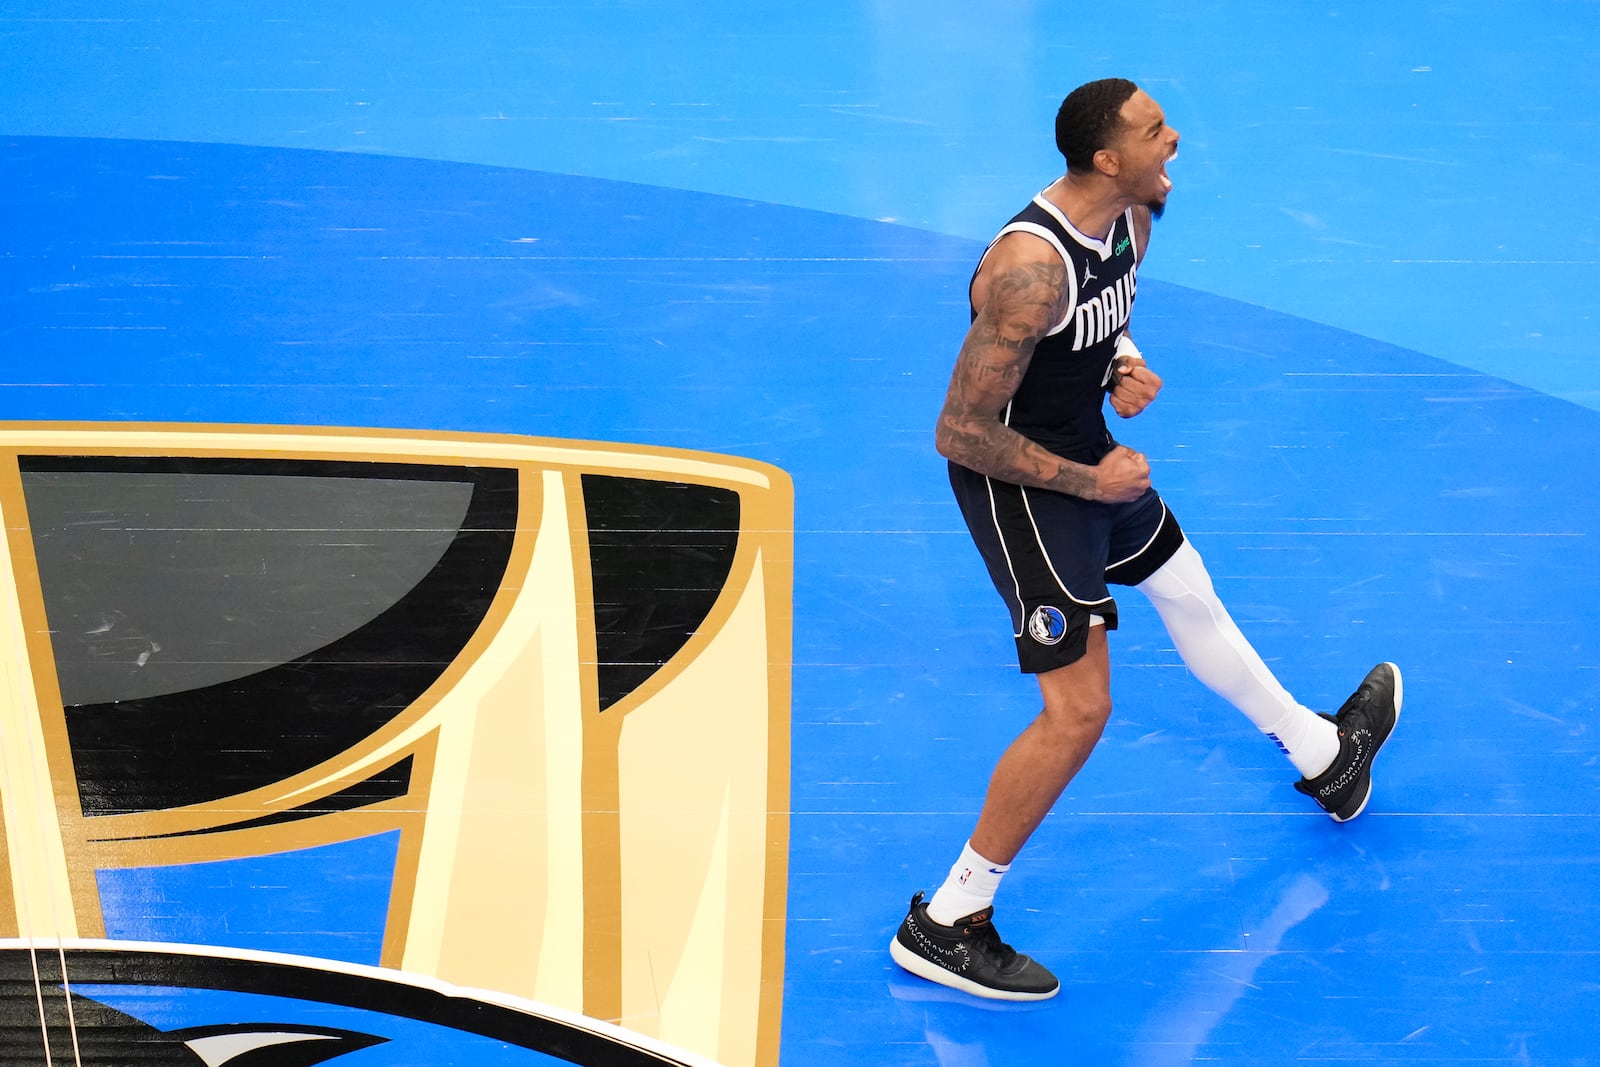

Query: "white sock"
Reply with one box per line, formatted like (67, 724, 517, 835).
(926, 841, 1009, 926)
(1137, 540, 1339, 779)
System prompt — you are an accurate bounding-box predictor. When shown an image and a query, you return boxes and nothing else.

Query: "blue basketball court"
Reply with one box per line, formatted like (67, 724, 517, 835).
(2, 4, 1598, 1065)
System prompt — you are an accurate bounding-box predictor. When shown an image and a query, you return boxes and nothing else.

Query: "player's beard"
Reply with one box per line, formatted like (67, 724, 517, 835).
(1147, 198, 1166, 220)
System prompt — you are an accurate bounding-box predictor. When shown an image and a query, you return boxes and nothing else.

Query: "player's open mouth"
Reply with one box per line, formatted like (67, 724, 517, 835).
(1159, 148, 1177, 192)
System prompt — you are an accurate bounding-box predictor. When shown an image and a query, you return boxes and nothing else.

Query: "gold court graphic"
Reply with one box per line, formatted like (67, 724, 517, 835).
(0, 423, 793, 1067)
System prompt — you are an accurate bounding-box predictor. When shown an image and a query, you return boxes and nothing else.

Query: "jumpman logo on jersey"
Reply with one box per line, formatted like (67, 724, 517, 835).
(1081, 263, 1098, 286)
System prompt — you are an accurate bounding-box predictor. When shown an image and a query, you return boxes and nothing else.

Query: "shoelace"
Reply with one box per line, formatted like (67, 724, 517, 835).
(1340, 684, 1379, 722)
(969, 920, 1018, 967)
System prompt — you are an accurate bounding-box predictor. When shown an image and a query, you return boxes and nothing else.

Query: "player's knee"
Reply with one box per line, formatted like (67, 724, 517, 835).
(1038, 687, 1112, 738)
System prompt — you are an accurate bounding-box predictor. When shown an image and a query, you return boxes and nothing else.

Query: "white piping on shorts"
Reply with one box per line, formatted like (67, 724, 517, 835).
(1021, 485, 1113, 611)
(982, 473, 1114, 641)
(1107, 499, 1171, 573)
(984, 472, 1028, 638)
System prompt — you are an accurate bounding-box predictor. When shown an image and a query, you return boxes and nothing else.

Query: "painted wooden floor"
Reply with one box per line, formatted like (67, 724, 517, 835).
(2, 4, 1598, 1065)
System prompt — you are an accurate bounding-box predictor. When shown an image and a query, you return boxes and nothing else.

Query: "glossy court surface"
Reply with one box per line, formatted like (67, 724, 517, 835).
(2, 4, 1598, 1065)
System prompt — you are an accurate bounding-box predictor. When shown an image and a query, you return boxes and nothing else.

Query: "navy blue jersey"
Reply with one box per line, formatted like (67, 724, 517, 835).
(969, 195, 1140, 466)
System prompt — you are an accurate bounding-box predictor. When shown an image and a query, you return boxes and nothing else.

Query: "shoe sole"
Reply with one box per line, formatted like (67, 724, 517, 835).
(1330, 661, 1403, 823)
(888, 936, 1060, 1002)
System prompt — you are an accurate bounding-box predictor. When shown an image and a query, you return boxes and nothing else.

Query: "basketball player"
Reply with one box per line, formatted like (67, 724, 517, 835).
(889, 79, 1401, 1001)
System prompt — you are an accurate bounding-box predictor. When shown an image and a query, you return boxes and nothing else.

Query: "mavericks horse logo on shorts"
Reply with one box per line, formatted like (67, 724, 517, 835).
(1027, 605, 1068, 646)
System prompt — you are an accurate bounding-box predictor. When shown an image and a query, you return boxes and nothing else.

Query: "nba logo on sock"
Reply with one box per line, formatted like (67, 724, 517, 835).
(957, 866, 973, 886)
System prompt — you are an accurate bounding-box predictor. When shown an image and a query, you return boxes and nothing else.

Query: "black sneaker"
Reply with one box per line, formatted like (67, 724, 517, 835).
(888, 892, 1059, 1001)
(1295, 662, 1403, 822)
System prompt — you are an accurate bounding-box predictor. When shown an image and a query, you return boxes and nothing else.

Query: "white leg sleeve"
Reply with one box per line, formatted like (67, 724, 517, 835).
(1136, 540, 1337, 777)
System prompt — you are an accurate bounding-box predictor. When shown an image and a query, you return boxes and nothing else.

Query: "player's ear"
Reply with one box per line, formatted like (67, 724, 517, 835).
(1093, 147, 1120, 177)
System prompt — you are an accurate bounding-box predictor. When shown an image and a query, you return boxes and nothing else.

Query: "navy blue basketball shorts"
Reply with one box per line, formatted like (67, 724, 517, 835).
(948, 460, 1186, 673)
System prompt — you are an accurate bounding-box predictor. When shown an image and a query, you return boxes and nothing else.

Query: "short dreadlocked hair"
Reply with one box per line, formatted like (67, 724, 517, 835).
(1055, 78, 1140, 174)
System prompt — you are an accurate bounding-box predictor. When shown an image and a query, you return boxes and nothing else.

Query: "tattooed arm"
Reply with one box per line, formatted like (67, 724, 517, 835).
(935, 233, 1151, 503)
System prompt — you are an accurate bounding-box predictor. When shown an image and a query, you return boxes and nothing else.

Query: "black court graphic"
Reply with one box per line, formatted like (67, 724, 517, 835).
(0, 941, 721, 1066)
